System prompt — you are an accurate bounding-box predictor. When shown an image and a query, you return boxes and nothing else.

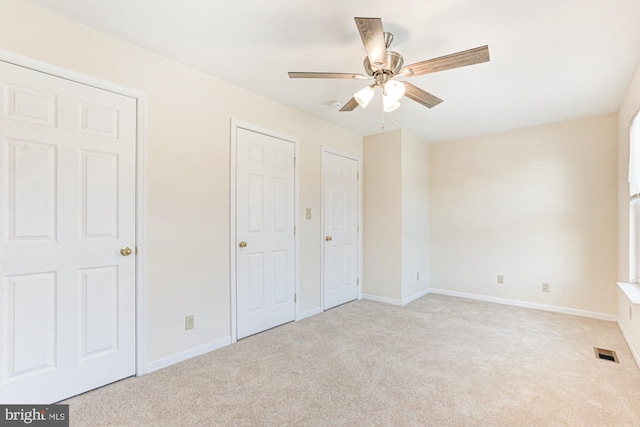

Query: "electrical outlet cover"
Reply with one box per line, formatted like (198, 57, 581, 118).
(185, 315, 195, 330)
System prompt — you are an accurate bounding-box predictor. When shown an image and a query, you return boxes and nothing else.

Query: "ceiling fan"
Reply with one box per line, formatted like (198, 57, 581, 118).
(288, 17, 490, 113)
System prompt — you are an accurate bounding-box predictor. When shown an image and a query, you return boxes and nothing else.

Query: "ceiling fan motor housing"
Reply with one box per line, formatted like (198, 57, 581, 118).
(364, 51, 404, 78)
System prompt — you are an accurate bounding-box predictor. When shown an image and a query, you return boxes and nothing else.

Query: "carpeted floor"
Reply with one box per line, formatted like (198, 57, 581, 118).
(63, 294, 640, 426)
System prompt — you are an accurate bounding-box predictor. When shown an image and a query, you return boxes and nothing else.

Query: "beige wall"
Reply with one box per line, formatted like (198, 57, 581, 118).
(617, 64, 640, 281)
(401, 131, 430, 301)
(430, 114, 618, 314)
(0, 0, 362, 365)
(363, 130, 430, 303)
(363, 131, 403, 300)
(616, 63, 640, 361)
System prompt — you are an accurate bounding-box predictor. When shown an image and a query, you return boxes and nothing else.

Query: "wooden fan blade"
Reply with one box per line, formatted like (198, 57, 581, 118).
(354, 17, 387, 71)
(401, 45, 490, 77)
(288, 72, 366, 79)
(339, 97, 360, 112)
(403, 82, 443, 108)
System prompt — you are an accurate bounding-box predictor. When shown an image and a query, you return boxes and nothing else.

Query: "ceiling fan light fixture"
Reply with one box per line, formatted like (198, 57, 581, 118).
(287, 17, 490, 114)
(354, 86, 375, 108)
(384, 80, 405, 102)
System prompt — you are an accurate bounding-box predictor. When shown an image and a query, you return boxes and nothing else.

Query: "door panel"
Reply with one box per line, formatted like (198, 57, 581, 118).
(272, 250, 289, 306)
(323, 152, 359, 310)
(80, 266, 119, 359)
(5, 84, 56, 127)
(8, 139, 57, 240)
(6, 272, 56, 378)
(247, 253, 265, 313)
(0, 61, 136, 404)
(236, 128, 295, 339)
(81, 151, 119, 238)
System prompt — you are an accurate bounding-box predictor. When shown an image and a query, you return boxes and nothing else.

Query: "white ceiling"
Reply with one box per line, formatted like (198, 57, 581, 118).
(28, 0, 640, 142)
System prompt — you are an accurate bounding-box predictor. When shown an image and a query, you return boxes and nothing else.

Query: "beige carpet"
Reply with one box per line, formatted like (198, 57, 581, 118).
(63, 294, 640, 426)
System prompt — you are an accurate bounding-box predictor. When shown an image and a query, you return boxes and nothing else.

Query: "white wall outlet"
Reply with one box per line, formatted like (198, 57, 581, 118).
(542, 282, 550, 292)
(306, 208, 312, 219)
(185, 315, 195, 330)
(497, 275, 504, 284)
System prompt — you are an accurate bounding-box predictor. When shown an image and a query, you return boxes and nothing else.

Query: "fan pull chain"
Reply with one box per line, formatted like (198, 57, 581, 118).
(380, 101, 385, 130)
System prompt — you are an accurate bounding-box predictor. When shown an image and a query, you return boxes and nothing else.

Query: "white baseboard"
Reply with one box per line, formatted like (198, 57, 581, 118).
(402, 288, 431, 305)
(617, 318, 640, 369)
(363, 293, 402, 306)
(144, 336, 231, 375)
(364, 290, 431, 306)
(428, 288, 618, 322)
(298, 306, 322, 321)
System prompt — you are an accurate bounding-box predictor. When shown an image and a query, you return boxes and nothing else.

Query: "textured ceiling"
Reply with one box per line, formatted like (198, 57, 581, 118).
(28, 0, 640, 142)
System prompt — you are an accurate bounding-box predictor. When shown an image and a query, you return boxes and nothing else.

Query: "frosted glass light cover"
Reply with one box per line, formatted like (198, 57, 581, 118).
(354, 86, 375, 108)
(383, 95, 400, 112)
(384, 80, 406, 102)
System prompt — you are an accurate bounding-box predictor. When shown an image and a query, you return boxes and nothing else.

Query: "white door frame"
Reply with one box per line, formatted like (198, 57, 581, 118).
(0, 49, 149, 375)
(229, 119, 299, 343)
(320, 147, 363, 311)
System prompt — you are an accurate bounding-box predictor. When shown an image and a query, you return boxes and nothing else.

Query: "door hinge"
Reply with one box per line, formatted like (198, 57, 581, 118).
(357, 277, 360, 285)
(357, 171, 360, 180)
(294, 293, 297, 303)
(135, 247, 138, 255)
(357, 225, 359, 233)
(294, 225, 296, 235)
(294, 156, 297, 167)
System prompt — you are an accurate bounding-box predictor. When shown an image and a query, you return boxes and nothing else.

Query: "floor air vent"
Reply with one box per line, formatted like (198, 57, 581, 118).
(594, 347, 619, 363)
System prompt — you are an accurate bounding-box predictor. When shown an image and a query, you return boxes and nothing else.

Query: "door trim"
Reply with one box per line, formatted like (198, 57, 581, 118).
(320, 147, 363, 311)
(0, 49, 149, 375)
(229, 119, 299, 343)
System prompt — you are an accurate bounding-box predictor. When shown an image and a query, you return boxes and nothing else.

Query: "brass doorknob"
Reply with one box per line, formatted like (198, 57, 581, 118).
(325, 236, 333, 242)
(120, 246, 133, 256)
(239, 241, 248, 248)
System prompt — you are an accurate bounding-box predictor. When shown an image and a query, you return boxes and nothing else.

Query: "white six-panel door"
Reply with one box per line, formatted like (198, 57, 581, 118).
(236, 128, 295, 339)
(323, 151, 359, 310)
(0, 61, 137, 403)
